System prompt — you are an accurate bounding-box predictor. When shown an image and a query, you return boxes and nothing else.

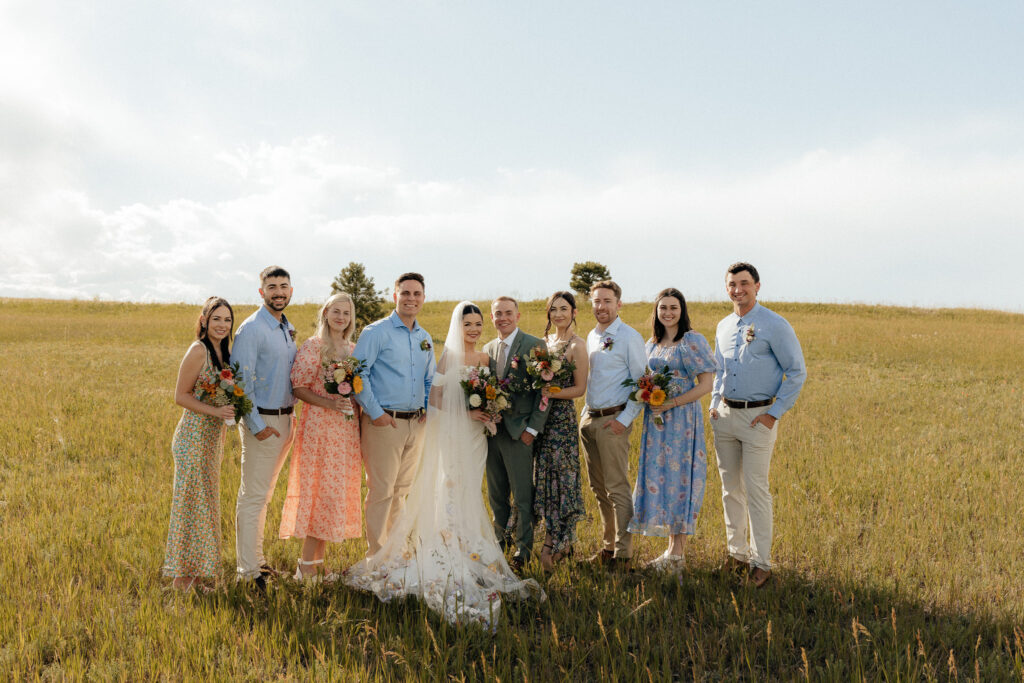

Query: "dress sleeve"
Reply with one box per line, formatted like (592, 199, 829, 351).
(290, 339, 320, 390)
(681, 332, 717, 377)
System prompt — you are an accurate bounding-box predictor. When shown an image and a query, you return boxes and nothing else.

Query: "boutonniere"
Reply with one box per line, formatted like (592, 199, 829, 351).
(420, 338, 432, 351)
(601, 336, 614, 351)
(288, 328, 296, 341)
(510, 355, 520, 370)
(744, 326, 756, 344)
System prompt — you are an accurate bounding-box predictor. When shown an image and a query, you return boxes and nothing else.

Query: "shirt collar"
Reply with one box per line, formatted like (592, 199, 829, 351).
(257, 306, 287, 329)
(735, 302, 761, 324)
(502, 328, 520, 348)
(388, 310, 421, 332)
(599, 317, 624, 337)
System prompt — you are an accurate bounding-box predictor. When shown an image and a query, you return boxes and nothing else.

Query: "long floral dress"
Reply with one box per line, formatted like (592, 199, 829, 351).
(506, 340, 585, 556)
(163, 352, 227, 578)
(628, 331, 717, 536)
(279, 337, 362, 542)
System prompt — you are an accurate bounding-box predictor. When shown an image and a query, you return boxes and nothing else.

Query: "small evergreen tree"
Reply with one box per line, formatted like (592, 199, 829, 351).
(331, 262, 388, 332)
(570, 261, 613, 299)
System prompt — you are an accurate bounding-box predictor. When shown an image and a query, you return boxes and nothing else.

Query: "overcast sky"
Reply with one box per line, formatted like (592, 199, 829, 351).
(2, 2, 1022, 311)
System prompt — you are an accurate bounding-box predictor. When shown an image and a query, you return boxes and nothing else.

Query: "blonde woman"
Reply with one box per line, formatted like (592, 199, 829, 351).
(279, 293, 363, 580)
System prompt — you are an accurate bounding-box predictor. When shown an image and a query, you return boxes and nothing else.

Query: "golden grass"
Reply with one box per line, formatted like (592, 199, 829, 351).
(1, 297, 1022, 680)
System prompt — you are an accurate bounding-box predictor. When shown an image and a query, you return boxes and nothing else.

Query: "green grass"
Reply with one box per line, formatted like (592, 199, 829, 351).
(2, 297, 1022, 680)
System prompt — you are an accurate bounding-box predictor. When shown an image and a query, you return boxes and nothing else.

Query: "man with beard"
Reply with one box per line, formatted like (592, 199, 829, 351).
(579, 280, 646, 571)
(232, 265, 297, 587)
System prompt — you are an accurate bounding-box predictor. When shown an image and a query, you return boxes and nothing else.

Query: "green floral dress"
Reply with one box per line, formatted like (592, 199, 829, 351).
(162, 355, 226, 578)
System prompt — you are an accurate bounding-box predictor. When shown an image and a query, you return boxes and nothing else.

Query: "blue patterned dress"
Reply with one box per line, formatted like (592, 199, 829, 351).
(628, 331, 717, 536)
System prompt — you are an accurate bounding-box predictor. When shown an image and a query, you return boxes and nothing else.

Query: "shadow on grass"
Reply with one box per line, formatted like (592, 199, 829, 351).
(203, 561, 1024, 681)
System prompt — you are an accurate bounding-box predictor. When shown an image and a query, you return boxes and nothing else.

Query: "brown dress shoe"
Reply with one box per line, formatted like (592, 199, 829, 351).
(750, 567, 772, 588)
(610, 557, 632, 572)
(587, 549, 614, 566)
(720, 555, 749, 574)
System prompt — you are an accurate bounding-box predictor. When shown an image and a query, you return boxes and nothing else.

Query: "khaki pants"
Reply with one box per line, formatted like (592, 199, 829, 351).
(360, 414, 426, 556)
(235, 414, 294, 579)
(579, 412, 634, 559)
(711, 405, 778, 571)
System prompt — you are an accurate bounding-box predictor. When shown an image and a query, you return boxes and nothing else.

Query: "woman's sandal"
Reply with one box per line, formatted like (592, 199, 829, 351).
(540, 542, 556, 572)
(294, 558, 324, 582)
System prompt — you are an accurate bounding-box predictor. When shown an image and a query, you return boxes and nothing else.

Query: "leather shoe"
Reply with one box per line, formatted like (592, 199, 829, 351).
(587, 549, 614, 566)
(609, 557, 632, 572)
(750, 567, 772, 589)
(509, 555, 526, 573)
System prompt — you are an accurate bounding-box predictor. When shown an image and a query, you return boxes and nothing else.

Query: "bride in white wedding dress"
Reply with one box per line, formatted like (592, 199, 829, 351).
(344, 302, 544, 626)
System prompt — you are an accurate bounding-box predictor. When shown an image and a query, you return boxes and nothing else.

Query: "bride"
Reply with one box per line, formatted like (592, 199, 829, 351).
(344, 302, 544, 626)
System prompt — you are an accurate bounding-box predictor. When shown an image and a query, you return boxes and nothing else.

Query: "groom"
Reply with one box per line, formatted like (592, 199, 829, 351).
(484, 296, 549, 571)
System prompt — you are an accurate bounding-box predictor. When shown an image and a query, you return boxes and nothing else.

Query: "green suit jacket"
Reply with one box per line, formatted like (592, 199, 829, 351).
(484, 330, 550, 440)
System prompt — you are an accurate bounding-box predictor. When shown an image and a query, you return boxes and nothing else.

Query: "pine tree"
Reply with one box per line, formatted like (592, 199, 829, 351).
(330, 262, 388, 333)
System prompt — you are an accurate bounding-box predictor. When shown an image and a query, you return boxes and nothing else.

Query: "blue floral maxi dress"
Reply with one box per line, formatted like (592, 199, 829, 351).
(628, 331, 717, 537)
(163, 356, 227, 578)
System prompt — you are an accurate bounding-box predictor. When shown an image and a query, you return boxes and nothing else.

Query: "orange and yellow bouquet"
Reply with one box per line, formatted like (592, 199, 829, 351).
(459, 365, 511, 436)
(322, 356, 366, 419)
(197, 362, 254, 426)
(516, 345, 576, 411)
(622, 365, 678, 428)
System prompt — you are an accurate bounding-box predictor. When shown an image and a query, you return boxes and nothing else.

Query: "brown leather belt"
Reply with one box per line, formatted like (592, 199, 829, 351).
(588, 403, 626, 418)
(723, 398, 773, 409)
(257, 406, 294, 416)
(384, 408, 424, 420)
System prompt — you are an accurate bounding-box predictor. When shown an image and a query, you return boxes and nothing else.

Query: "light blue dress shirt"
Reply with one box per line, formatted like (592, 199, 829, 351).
(710, 302, 806, 419)
(352, 311, 436, 421)
(232, 306, 297, 435)
(585, 317, 648, 427)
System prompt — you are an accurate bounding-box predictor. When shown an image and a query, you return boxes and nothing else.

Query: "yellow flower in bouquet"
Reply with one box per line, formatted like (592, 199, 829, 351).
(649, 388, 666, 406)
(352, 375, 363, 393)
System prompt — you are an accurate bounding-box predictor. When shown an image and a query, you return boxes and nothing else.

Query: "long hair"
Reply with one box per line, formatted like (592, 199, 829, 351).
(195, 296, 234, 370)
(317, 292, 357, 361)
(543, 291, 577, 338)
(651, 288, 692, 343)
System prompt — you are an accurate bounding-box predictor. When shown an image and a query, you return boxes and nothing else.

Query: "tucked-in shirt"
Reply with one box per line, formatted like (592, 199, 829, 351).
(585, 317, 647, 427)
(352, 311, 436, 421)
(232, 306, 297, 434)
(710, 302, 806, 419)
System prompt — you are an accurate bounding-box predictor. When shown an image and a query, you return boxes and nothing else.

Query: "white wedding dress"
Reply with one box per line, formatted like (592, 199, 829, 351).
(344, 302, 543, 627)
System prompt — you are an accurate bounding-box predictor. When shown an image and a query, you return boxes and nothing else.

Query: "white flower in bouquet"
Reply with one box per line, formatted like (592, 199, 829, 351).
(468, 393, 483, 407)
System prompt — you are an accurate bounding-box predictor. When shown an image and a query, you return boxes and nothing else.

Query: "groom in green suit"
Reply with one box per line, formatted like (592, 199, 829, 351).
(484, 296, 550, 571)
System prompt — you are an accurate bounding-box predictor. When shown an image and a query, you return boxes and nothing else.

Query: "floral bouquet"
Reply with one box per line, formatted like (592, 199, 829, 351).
(323, 356, 367, 420)
(518, 345, 576, 411)
(459, 365, 511, 436)
(197, 362, 254, 426)
(622, 365, 678, 429)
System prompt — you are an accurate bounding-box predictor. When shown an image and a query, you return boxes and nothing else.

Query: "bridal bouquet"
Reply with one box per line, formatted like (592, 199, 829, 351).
(323, 356, 367, 420)
(519, 345, 576, 411)
(459, 365, 511, 436)
(197, 363, 254, 426)
(622, 365, 678, 429)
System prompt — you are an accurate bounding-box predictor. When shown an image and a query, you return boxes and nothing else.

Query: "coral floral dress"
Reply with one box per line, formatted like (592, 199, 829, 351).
(279, 337, 362, 542)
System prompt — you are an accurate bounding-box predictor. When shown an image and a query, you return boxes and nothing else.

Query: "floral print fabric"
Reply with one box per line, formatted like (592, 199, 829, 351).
(628, 331, 717, 536)
(279, 337, 363, 542)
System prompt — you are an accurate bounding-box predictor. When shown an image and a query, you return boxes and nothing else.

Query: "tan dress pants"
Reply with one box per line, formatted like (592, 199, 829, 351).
(360, 414, 426, 556)
(711, 405, 778, 571)
(579, 411, 634, 559)
(235, 414, 294, 579)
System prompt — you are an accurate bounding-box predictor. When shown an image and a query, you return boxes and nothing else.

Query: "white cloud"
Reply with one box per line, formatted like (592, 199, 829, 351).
(2, 130, 1021, 311)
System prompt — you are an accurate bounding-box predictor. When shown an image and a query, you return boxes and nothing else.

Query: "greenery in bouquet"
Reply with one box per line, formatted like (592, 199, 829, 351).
(622, 365, 678, 427)
(197, 362, 253, 424)
(459, 365, 511, 435)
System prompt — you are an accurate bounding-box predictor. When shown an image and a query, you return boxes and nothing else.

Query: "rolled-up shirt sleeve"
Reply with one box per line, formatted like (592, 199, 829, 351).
(766, 321, 806, 419)
(233, 326, 267, 435)
(352, 327, 385, 421)
(616, 329, 649, 427)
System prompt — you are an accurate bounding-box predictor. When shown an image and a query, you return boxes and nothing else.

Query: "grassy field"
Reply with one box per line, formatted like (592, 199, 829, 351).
(1, 297, 1022, 680)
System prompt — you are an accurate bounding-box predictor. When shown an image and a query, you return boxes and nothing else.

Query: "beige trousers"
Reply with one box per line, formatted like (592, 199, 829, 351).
(711, 405, 778, 571)
(360, 414, 427, 556)
(579, 412, 634, 559)
(235, 414, 294, 579)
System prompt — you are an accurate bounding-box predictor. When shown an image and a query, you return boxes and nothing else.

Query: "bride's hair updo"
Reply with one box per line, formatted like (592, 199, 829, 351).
(462, 303, 482, 318)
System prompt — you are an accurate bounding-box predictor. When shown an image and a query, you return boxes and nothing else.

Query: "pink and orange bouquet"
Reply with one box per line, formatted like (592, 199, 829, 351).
(459, 365, 511, 436)
(622, 365, 678, 428)
(197, 362, 254, 426)
(519, 345, 576, 411)
(323, 356, 367, 420)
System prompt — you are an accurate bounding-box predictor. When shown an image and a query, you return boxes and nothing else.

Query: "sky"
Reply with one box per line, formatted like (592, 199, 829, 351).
(2, 1, 1022, 311)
